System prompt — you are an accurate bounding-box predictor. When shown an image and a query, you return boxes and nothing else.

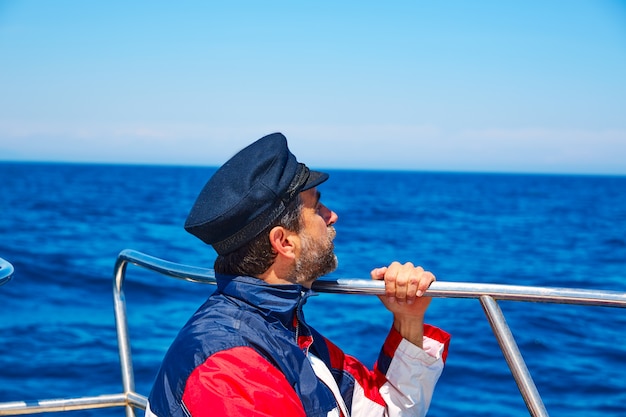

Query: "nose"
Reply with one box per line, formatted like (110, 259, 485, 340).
(329, 209, 338, 226)
(321, 205, 338, 226)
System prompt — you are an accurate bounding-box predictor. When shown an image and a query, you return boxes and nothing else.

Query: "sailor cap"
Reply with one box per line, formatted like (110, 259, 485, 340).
(184, 132, 329, 255)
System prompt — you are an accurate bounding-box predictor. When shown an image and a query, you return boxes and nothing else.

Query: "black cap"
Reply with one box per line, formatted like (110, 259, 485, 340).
(184, 132, 329, 255)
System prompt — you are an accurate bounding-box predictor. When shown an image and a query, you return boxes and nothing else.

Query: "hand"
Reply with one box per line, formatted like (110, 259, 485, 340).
(371, 262, 436, 347)
(371, 261, 435, 315)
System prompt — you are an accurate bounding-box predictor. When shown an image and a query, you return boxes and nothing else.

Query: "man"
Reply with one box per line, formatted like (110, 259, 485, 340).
(146, 133, 450, 417)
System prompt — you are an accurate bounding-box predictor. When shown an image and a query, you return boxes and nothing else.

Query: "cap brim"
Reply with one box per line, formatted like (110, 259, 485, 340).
(302, 170, 329, 191)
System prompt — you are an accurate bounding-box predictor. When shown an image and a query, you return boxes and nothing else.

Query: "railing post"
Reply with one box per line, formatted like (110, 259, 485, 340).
(113, 257, 139, 417)
(480, 295, 549, 417)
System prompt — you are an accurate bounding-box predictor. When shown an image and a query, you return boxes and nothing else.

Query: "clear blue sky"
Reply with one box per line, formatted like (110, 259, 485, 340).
(1, 1, 625, 174)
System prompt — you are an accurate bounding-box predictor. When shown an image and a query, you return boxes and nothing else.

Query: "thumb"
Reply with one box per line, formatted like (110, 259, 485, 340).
(370, 266, 388, 280)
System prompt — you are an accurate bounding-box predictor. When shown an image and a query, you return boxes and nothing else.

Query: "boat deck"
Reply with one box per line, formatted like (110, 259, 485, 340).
(0, 257, 13, 287)
(0, 250, 624, 417)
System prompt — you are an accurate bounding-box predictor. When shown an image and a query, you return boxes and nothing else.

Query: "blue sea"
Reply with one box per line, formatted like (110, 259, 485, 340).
(1, 162, 625, 416)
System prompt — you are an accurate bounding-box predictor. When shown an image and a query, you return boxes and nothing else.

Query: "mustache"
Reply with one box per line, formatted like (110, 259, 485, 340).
(327, 226, 337, 240)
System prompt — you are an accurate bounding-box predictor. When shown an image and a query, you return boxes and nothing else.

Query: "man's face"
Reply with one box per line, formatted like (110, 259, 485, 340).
(292, 187, 338, 286)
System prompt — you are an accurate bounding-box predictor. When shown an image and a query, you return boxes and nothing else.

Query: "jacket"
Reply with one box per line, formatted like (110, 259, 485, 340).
(146, 275, 450, 417)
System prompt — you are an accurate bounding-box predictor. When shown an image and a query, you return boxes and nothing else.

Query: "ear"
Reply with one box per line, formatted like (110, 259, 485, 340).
(268, 226, 298, 260)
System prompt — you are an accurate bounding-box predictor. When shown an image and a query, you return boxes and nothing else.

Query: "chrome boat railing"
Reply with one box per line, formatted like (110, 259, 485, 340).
(1, 249, 625, 416)
(0, 257, 14, 287)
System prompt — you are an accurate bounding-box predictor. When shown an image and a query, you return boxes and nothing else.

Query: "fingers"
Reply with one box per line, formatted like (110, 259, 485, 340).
(372, 262, 435, 305)
(416, 270, 435, 297)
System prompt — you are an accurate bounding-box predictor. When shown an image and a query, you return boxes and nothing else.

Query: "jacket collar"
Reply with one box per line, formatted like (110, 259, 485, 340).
(215, 274, 314, 329)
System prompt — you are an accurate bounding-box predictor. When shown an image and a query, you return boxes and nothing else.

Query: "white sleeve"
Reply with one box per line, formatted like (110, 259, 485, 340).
(379, 336, 446, 417)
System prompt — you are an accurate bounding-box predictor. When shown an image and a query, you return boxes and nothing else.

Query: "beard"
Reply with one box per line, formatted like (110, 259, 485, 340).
(292, 226, 338, 285)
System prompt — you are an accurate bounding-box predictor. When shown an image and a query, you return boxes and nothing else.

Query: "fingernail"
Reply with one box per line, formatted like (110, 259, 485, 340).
(388, 296, 396, 303)
(416, 290, 424, 297)
(407, 299, 414, 305)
